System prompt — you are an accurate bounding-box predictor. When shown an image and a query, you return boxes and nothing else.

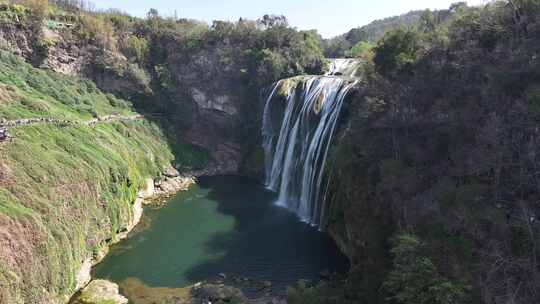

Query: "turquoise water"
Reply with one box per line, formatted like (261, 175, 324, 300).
(93, 176, 348, 292)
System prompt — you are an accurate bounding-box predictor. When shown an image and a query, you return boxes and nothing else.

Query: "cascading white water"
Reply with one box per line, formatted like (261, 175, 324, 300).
(262, 72, 357, 227)
(325, 58, 362, 77)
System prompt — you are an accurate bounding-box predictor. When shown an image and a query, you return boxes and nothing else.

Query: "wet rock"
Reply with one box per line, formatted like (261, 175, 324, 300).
(319, 270, 331, 279)
(192, 283, 248, 304)
(73, 280, 128, 304)
(74, 259, 92, 291)
(156, 176, 196, 195)
(191, 88, 238, 115)
(138, 178, 155, 199)
(164, 166, 180, 178)
(119, 278, 192, 304)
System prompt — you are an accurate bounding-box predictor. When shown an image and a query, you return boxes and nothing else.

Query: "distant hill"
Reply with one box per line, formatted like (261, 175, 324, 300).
(345, 10, 426, 44)
(324, 4, 462, 57)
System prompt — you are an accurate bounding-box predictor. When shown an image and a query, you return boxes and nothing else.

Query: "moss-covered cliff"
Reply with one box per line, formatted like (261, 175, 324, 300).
(0, 52, 180, 304)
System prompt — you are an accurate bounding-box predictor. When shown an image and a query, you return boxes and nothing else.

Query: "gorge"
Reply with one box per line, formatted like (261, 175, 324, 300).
(1, 1, 540, 304)
(85, 60, 361, 302)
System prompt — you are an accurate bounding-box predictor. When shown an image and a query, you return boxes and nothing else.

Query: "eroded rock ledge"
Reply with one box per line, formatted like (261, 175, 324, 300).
(76, 277, 286, 304)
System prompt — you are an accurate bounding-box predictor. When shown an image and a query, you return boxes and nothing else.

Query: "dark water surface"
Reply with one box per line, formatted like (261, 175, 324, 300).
(93, 176, 348, 293)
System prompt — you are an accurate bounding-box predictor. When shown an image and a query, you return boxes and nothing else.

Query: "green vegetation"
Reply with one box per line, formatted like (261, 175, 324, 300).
(2, 2, 330, 185)
(324, 3, 466, 58)
(0, 51, 180, 303)
(2, 1, 540, 304)
(324, 9, 430, 58)
(382, 234, 468, 304)
(373, 28, 423, 76)
(0, 51, 132, 120)
(287, 280, 333, 304)
(344, 41, 374, 60)
(2, 1, 328, 86)
(325, 1, 540, 304)
(124, 36, 148, 63)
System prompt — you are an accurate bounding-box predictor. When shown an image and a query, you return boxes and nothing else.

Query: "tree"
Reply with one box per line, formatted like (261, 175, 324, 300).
(146, 8, 161, 32)
(449, 2, 468, 13)
(146, 8, 159, 20)
(253, 48, 288, 85)
(290, 30, 326, 74)
(419, 10, 437, 34)
(79, 15, 117, 51)
(24, 0, 48, 18)
(258, 14, 288, 28)
(125, 36, 148, 63)
(345, 41, 374, 60)
(373, 28, 423, 76)
(383, 234, 469, 304)
(323, 36, 351, 58)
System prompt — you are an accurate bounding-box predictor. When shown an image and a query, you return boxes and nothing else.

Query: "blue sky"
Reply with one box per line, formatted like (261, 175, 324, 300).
(90, 0, 487, 38)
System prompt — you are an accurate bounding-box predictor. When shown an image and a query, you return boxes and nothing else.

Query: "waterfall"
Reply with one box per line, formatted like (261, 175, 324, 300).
(325, 58, 362, 77)
(262, 72, 357, 228)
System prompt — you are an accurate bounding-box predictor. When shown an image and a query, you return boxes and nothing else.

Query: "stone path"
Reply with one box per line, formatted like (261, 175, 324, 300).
(0, 114, 144, 142)
(0, 114, 144, 129)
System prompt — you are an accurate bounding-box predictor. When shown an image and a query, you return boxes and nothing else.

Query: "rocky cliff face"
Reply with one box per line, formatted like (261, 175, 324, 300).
(0, 22, 251, 175)
(0, 22, 33, 59)
(142, 35, 270, 176)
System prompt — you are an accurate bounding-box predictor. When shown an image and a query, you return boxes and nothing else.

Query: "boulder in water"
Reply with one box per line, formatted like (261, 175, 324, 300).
(192, 283, 247, 304)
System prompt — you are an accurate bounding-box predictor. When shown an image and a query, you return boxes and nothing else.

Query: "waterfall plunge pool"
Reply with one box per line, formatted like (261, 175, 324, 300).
(92, 175, 349, 298)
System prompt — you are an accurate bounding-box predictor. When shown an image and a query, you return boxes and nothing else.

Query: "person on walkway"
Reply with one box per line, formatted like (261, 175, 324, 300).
(0, 129, 7, 141)
(0, 128, 10, 142)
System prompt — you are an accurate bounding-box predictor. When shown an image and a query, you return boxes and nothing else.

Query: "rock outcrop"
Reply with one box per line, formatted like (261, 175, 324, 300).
(104, 277, 284, 304)
(72, 280, 128, 304)
(0, 22, 32, 59)
(191, 88, 238, 115)
(154, 175, 196, 197)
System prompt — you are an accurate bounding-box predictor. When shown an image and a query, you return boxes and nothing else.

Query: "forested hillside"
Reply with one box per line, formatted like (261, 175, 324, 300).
(323, 2, 468, 58)
(317, 1, 540, 304)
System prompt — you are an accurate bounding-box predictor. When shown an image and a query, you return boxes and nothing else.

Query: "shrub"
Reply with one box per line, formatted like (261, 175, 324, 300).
(126, 63, 150, 88)
(252, 48, 288, 85)
(286, 281, 323, 304)
(383, 234, 469, 304)
(79, 14, 117, 51)
(154, 64, 173, 89)
(124, 36, 148, 63)
(345, 41, 375, 60)
(374, 28, 424, 76)
(527, 88, 540, 115)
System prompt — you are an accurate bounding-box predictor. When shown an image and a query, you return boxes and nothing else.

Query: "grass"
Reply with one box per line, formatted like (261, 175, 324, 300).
(0, 51, 133, 121)
(0, 52, 200, 304)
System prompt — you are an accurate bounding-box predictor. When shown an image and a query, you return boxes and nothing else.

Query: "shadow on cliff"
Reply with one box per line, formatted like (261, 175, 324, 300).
(182, 176, 349, 293)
